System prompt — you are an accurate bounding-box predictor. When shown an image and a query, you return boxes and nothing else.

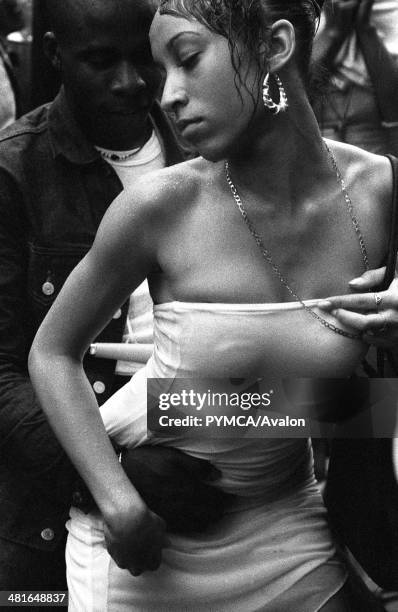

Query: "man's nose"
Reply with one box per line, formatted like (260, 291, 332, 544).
(111, 62, 146, 95)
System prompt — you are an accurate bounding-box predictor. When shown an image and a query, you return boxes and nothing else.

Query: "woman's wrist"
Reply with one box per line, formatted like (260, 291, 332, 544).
(103, 495, 147, 527)
(97, 473, 147, 524)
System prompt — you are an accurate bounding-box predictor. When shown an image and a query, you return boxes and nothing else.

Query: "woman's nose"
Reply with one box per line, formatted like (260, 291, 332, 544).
(160, 73, 188, 113)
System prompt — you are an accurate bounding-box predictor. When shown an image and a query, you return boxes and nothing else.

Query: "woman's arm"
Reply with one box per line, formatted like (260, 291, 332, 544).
(29, 187, 166, 575)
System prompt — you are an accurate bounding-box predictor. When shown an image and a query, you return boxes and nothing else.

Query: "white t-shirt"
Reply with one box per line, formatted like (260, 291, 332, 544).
(96, 130, 165, 375)
(96, 129, 164, 189)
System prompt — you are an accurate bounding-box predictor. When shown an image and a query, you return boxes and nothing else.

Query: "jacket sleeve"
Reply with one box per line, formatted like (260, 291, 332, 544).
(0, 167, 77, 501)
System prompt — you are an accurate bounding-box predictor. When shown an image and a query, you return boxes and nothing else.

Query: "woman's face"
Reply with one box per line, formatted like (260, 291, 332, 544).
(149, 11, 263, 161)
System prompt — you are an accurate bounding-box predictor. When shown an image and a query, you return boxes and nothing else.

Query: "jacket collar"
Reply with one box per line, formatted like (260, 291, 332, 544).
(48, 87, 188, 166)
(48, 87, 99, 165)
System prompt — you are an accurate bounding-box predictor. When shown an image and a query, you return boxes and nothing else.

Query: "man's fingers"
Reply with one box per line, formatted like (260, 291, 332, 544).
(127, 547, 163, 576)
(318, 291, 395, 313)
(330, 309, 398, 348)
(103, 507, 166, 577)
(329, 309, 388, 332)
(348, 267, 386, 290)
(316, 269, 398, 349)
(115, 546, 163, 576)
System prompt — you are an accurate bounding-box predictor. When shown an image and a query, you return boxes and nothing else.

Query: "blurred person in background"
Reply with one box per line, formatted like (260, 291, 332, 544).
(313, 0, 398, 156)
(0, 0, 24, 129)
(312, 3, 398, 606)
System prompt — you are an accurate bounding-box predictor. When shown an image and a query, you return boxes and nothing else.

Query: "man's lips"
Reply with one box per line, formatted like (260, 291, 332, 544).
(102, 102, 152, 116)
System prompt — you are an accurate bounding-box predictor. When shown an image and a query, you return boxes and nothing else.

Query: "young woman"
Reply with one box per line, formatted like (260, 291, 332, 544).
(29, 0, 395, 609)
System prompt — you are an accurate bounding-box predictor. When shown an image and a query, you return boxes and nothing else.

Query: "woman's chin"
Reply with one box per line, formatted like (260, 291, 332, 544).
(196, 144, 228, 163)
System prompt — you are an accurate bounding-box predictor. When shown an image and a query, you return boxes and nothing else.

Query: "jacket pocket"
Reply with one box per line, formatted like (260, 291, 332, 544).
(27, 241, 91, 325)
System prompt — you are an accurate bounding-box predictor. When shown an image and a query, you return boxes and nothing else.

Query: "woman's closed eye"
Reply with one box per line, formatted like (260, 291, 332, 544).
(178, 53, 200, 70)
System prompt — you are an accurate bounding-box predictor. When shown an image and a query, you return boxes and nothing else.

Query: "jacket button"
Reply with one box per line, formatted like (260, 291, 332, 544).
(93, 381, 106, 394)
(41, 528, 55, 541)
(113, 308, 122, 320)
(42, 281, 55, 296)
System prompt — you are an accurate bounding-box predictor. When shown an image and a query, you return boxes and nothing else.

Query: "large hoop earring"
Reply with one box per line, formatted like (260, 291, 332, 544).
(262, 73, 288, 115)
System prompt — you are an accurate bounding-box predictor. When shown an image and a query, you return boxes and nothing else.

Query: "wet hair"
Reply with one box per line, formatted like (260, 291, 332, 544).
(159, 0, 324, 99)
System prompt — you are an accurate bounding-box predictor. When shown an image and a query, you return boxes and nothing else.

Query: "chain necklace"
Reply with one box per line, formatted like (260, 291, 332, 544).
(224, 142, 369, 341)
(98, 147, 143, 162)
(97, 135, 151, 162)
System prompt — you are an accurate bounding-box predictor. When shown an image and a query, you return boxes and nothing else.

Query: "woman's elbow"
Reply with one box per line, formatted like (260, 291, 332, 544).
(28, 326, 75, 383)
(28, 329, 53, 384)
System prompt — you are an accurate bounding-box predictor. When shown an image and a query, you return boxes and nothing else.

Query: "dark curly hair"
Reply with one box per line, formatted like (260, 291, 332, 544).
(158, 0, 323, 104)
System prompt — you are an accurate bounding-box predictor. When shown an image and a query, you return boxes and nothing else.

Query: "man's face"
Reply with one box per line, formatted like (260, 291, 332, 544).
(54, 0, 162, 148)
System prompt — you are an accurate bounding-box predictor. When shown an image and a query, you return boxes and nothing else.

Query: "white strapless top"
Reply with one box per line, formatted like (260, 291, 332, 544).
(100, 300, 367, 502)
(150, 299, 367, 379)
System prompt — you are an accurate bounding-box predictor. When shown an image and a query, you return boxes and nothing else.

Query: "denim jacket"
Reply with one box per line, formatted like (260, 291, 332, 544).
(0, 88, 186, 551)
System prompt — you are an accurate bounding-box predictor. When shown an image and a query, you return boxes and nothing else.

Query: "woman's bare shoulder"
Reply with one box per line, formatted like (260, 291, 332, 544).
(325, 139, 393, 204)
(325, 139, 393, 263)
(123, 156, 209, 217)
(95, 157, 209, 252)
(325, 140, 393, 225)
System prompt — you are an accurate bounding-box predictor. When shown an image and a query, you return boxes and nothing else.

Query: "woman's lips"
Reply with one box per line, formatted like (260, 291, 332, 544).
(176, 118, 203, 136)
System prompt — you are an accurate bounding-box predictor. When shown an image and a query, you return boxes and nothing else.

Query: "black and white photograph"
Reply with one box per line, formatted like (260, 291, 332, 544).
(0, 0, 398, 610)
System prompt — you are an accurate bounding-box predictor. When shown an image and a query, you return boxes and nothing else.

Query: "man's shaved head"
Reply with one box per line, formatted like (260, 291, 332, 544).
(46, 0, 158, 44)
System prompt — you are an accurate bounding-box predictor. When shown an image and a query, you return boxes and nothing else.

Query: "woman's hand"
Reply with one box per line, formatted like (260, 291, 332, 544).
(103, 499, 166, 576)
(318, 267, 398, 348)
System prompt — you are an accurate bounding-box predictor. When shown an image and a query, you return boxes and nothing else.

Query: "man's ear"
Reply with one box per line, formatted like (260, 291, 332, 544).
(267, 19, 296, 73)
(43, 31, 62, 71)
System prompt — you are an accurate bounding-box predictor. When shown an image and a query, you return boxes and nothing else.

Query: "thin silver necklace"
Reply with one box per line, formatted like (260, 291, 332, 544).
(224, 142, 369, 340)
